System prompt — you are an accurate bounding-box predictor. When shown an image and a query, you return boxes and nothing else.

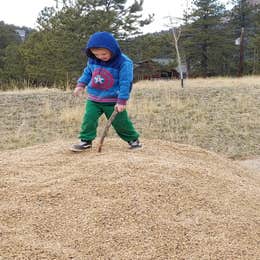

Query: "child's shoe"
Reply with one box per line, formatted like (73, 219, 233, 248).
(128, 139, 142, 149)
(70, 140, 92, 152)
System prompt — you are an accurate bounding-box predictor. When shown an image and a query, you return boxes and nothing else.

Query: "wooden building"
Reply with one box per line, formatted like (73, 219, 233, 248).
(134, 59, 186, 81)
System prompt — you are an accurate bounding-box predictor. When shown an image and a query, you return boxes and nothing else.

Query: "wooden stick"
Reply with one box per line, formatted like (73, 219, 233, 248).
(97, 110, 118, 152)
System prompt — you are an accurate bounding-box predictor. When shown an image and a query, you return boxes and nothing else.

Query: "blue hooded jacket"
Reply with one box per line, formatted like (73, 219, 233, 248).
(77, 32, 133, 105)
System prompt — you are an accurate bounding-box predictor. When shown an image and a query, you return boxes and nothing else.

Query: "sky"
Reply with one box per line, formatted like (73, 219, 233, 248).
(0, 0, 230, 33)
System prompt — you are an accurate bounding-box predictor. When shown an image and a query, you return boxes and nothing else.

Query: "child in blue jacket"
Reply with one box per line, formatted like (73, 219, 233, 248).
(71, 31, 141, 152)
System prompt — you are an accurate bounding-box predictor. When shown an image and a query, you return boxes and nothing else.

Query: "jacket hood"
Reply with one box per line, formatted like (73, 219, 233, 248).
(85, 32, 121, 61)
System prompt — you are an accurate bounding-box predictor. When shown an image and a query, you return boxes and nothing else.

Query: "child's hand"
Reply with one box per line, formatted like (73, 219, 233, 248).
(73, 86, 85, 97)
(115, 104, 126, 112)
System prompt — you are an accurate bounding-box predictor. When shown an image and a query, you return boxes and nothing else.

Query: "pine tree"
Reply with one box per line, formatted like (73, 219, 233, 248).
(0, 22, 27, 87)
(182, 0, 226, 77)
(251, 4, 260, 73)
(228, 0, 258, 75)
(21, 0, 153, 86)
(0, 22, 21, 80)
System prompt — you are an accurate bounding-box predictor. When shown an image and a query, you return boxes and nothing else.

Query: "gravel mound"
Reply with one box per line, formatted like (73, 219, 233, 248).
(0, 139, 259, 259)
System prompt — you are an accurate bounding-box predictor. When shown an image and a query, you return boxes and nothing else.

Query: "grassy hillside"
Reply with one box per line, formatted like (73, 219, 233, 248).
(0, 76, 259, 158)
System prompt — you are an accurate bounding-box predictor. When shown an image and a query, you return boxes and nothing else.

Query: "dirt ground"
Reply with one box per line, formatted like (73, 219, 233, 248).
(238, 157, 260, 173)
(0, 139, 259, 259)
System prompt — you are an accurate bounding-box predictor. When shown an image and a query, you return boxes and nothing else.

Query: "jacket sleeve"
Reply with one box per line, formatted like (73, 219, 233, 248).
(117, 60, 133, 105)
(77, 63, 92, 87)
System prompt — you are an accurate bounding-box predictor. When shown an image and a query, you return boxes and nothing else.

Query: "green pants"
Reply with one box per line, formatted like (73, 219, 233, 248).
(79, 100, 139, 142)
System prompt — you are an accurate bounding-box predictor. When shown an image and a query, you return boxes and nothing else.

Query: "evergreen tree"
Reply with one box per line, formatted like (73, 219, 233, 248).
(21, 0, 153, 86)
(251, 4, 260, 73)
(182, 0, 226, 77)
(229, 0, 260, 75)
(3, 44, 25, 82)
(120, 32, 174, 62)
(0, 22, 33, 88)
(0, 22, 21, 81)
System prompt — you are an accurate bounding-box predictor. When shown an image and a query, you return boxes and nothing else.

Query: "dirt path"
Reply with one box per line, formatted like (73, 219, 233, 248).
(0, 139, 259, 259)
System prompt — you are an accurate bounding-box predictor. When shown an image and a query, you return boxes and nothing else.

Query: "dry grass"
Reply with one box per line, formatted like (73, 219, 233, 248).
(0, 76, 259, 158)
(129, 76, 260, 158)
(1, 76, 260, 259)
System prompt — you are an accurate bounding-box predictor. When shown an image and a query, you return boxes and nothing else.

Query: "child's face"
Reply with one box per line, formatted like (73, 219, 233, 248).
(91, 48, 112, 61)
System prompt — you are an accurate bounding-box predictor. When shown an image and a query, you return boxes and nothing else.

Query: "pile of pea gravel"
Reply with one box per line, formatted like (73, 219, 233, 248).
(0, 139, 259, 259)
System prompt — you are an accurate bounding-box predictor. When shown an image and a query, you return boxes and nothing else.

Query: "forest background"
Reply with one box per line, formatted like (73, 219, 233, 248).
(0, 0, 259, 90)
